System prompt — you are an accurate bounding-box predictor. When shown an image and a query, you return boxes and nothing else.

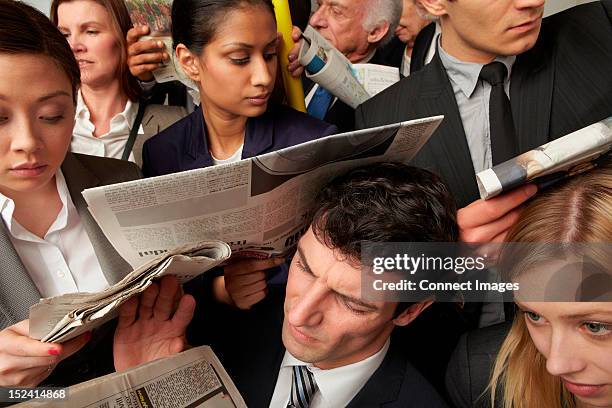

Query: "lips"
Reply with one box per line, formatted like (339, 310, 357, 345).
(10, 163, 48, 177)
(77, 59, 93, 67)
(562, 379, 606, 398)
(289, 323, 318, 344)
(509, 14, 542, 32)
(247, 93, 271, 106)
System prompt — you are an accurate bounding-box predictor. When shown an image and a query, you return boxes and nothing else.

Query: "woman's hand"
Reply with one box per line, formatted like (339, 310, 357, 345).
(113, 276, 195, 372)
(0, 320, 90, 387)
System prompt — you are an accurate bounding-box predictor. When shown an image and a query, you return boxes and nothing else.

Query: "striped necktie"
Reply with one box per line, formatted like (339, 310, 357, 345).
(288, 365, 318, 408)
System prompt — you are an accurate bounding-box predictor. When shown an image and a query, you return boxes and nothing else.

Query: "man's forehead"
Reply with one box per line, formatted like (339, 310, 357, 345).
(319, 0, 367, 10)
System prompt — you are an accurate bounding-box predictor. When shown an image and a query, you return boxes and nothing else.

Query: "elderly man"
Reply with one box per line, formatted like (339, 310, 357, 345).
(288, 0, 402, 132)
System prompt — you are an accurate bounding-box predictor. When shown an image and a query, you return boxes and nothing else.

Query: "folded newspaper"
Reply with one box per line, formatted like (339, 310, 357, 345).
(15, 346, 246, 408)
(298, 25, 400, 108)
(476, 117, 612, 199)
(81, 117, 443, 268)
(28, 241, 231, 343)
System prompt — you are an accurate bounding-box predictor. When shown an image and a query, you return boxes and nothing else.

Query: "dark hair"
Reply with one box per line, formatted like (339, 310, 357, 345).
(172, 0, 275, 53)
(312, 162, 459, 315)
(0, 0, 80, 104)
(312, 162, 459, 260)
(50, 0, 141, 101)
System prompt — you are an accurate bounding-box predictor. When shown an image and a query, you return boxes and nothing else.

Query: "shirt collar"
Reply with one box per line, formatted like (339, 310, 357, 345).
(0, 169, 72, 240)
(437, 36, 516, 98)
(75, 90, 142, 137)
(281, 339, 390, 407)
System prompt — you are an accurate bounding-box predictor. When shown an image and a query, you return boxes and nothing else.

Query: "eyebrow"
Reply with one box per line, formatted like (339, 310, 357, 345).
(0, 91, 71, 102)
(516, 302, 612, 320)
(223, 38, 278, 49)
(296, 245, 379, 312)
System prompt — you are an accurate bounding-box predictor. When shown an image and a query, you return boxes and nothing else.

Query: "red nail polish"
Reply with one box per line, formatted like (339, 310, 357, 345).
(48, 348, 60, 356)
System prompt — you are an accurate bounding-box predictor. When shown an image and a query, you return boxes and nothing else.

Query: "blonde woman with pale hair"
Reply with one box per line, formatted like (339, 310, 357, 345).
(445, 163, 612, 408)
(489, 164, 612, 408)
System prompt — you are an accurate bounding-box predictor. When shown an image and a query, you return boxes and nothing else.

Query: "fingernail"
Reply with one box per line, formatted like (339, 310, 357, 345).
(157, 41, 163, 47)
(48, 348, 60, 356)
(288, 54, 296, 62)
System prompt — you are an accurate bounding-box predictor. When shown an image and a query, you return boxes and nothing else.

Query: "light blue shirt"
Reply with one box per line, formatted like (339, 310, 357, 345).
(438, 38, 515, 173)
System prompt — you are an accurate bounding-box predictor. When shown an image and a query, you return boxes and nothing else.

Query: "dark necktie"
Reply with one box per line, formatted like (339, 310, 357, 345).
(479, 62, 517, 165)
(288, 365, 318, 408)
(307, 86, 333, 120)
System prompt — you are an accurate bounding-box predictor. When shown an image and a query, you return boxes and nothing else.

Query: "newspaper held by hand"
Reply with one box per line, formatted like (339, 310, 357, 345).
(476, 117, 612, 200)
(15, 346, 246, 408)
(298, 26, 399, 108)
(28, 240, 231, 343)
(82, 116, 443, 267)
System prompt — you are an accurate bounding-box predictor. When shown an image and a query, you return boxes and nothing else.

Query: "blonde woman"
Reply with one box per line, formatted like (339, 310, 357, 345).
(50, 0, 186, 167)
(446, 164, 612, 408)
(491, 165, 612, 408)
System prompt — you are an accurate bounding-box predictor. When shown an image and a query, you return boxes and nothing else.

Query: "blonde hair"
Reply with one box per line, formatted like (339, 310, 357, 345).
(489, 163, 612, 408)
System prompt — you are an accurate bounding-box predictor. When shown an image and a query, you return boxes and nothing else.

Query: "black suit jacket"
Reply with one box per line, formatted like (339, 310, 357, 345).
(410, 22, 436, 74)
(142, 103, 337, 177)
(304, 47, 404, 133)
(189, 286, 448, 408)
(356, 1, 612, 208)
(445, 322, 511, 408)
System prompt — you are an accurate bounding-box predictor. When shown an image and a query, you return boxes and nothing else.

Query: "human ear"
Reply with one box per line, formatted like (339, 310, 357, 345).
(367, 21, 390, 45)
(393, 300, 434, 327)
(418, 0, 447, 17)
(175, 44, 201, 82)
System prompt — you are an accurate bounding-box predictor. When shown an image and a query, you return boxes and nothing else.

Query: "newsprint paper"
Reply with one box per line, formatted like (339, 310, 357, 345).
(298, 25, 399, 108)
(476, 117, 612, 199)
(15, 346, 246, 408)
(29, 241, 231, 343)
(82, 117, 443, 267)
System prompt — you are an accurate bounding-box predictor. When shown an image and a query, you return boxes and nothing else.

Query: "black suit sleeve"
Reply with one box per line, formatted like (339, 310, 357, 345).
(445, 333, 473, 408)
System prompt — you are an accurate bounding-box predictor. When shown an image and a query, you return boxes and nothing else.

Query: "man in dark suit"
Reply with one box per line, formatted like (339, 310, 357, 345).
(287, 0, 404, 132)
(183, 162, 458, 407)
(356, 0, 612, 246)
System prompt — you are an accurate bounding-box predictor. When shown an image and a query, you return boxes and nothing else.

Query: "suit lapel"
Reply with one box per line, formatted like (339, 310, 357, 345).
(61, 153, 132, 284)
(346, 340, 406, 407)
(511, 38, 555, 153)
(0, 224, 41, 326)
(133, 107, 157, 168)
(414, 54, 480, 206)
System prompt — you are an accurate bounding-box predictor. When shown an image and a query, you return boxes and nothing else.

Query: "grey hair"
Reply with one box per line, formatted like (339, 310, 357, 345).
(412, 0, 440, 21)
(362, 0, 403, 46)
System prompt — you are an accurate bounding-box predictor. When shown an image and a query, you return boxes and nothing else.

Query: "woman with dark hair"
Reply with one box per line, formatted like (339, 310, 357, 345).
(50, 0, 186, 167)
(0, 0, 143, 387)
(142, 0, 338, 310)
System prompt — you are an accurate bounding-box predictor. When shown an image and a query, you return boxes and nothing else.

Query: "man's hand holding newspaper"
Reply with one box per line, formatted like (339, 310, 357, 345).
(113, 275, 195, 372)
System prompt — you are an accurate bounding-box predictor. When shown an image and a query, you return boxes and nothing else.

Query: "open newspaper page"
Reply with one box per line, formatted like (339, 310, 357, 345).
(476, 117, 612, 199)
(28, 241, 231, 343)
(298, 26, 370, 108)
(352, 63, 400, 97)
(15, 346, 246, 408)
(82, 116, 443, 267)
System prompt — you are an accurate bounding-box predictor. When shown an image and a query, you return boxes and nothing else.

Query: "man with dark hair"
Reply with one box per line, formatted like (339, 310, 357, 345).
(183, 162, 458, 407)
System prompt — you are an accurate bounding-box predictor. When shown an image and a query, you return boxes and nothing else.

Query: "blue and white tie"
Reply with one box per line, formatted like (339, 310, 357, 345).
(288, 365, 318, 408)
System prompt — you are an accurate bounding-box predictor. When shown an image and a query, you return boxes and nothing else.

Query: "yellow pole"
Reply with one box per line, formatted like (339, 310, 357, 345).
(272, 0, 306, 112)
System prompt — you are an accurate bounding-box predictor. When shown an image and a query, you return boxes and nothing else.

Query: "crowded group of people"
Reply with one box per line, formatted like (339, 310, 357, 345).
(0, 0, 610, 407)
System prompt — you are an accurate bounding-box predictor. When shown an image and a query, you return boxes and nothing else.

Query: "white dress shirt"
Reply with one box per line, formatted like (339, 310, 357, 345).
(269, 339, 390, 408)
(0, 170, 108, 298)
(71, 91, 143, 162)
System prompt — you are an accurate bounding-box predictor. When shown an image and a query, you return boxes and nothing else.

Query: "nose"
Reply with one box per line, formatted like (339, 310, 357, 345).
(11, 117, 43, 154)
(250, 55, 274, 89)
(514, 0, 545, 12)
(309, 5, 328, 29)
(287, 283, 326, 328)
(545, 331, 587, 377)
(67, 33, 86, 53)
